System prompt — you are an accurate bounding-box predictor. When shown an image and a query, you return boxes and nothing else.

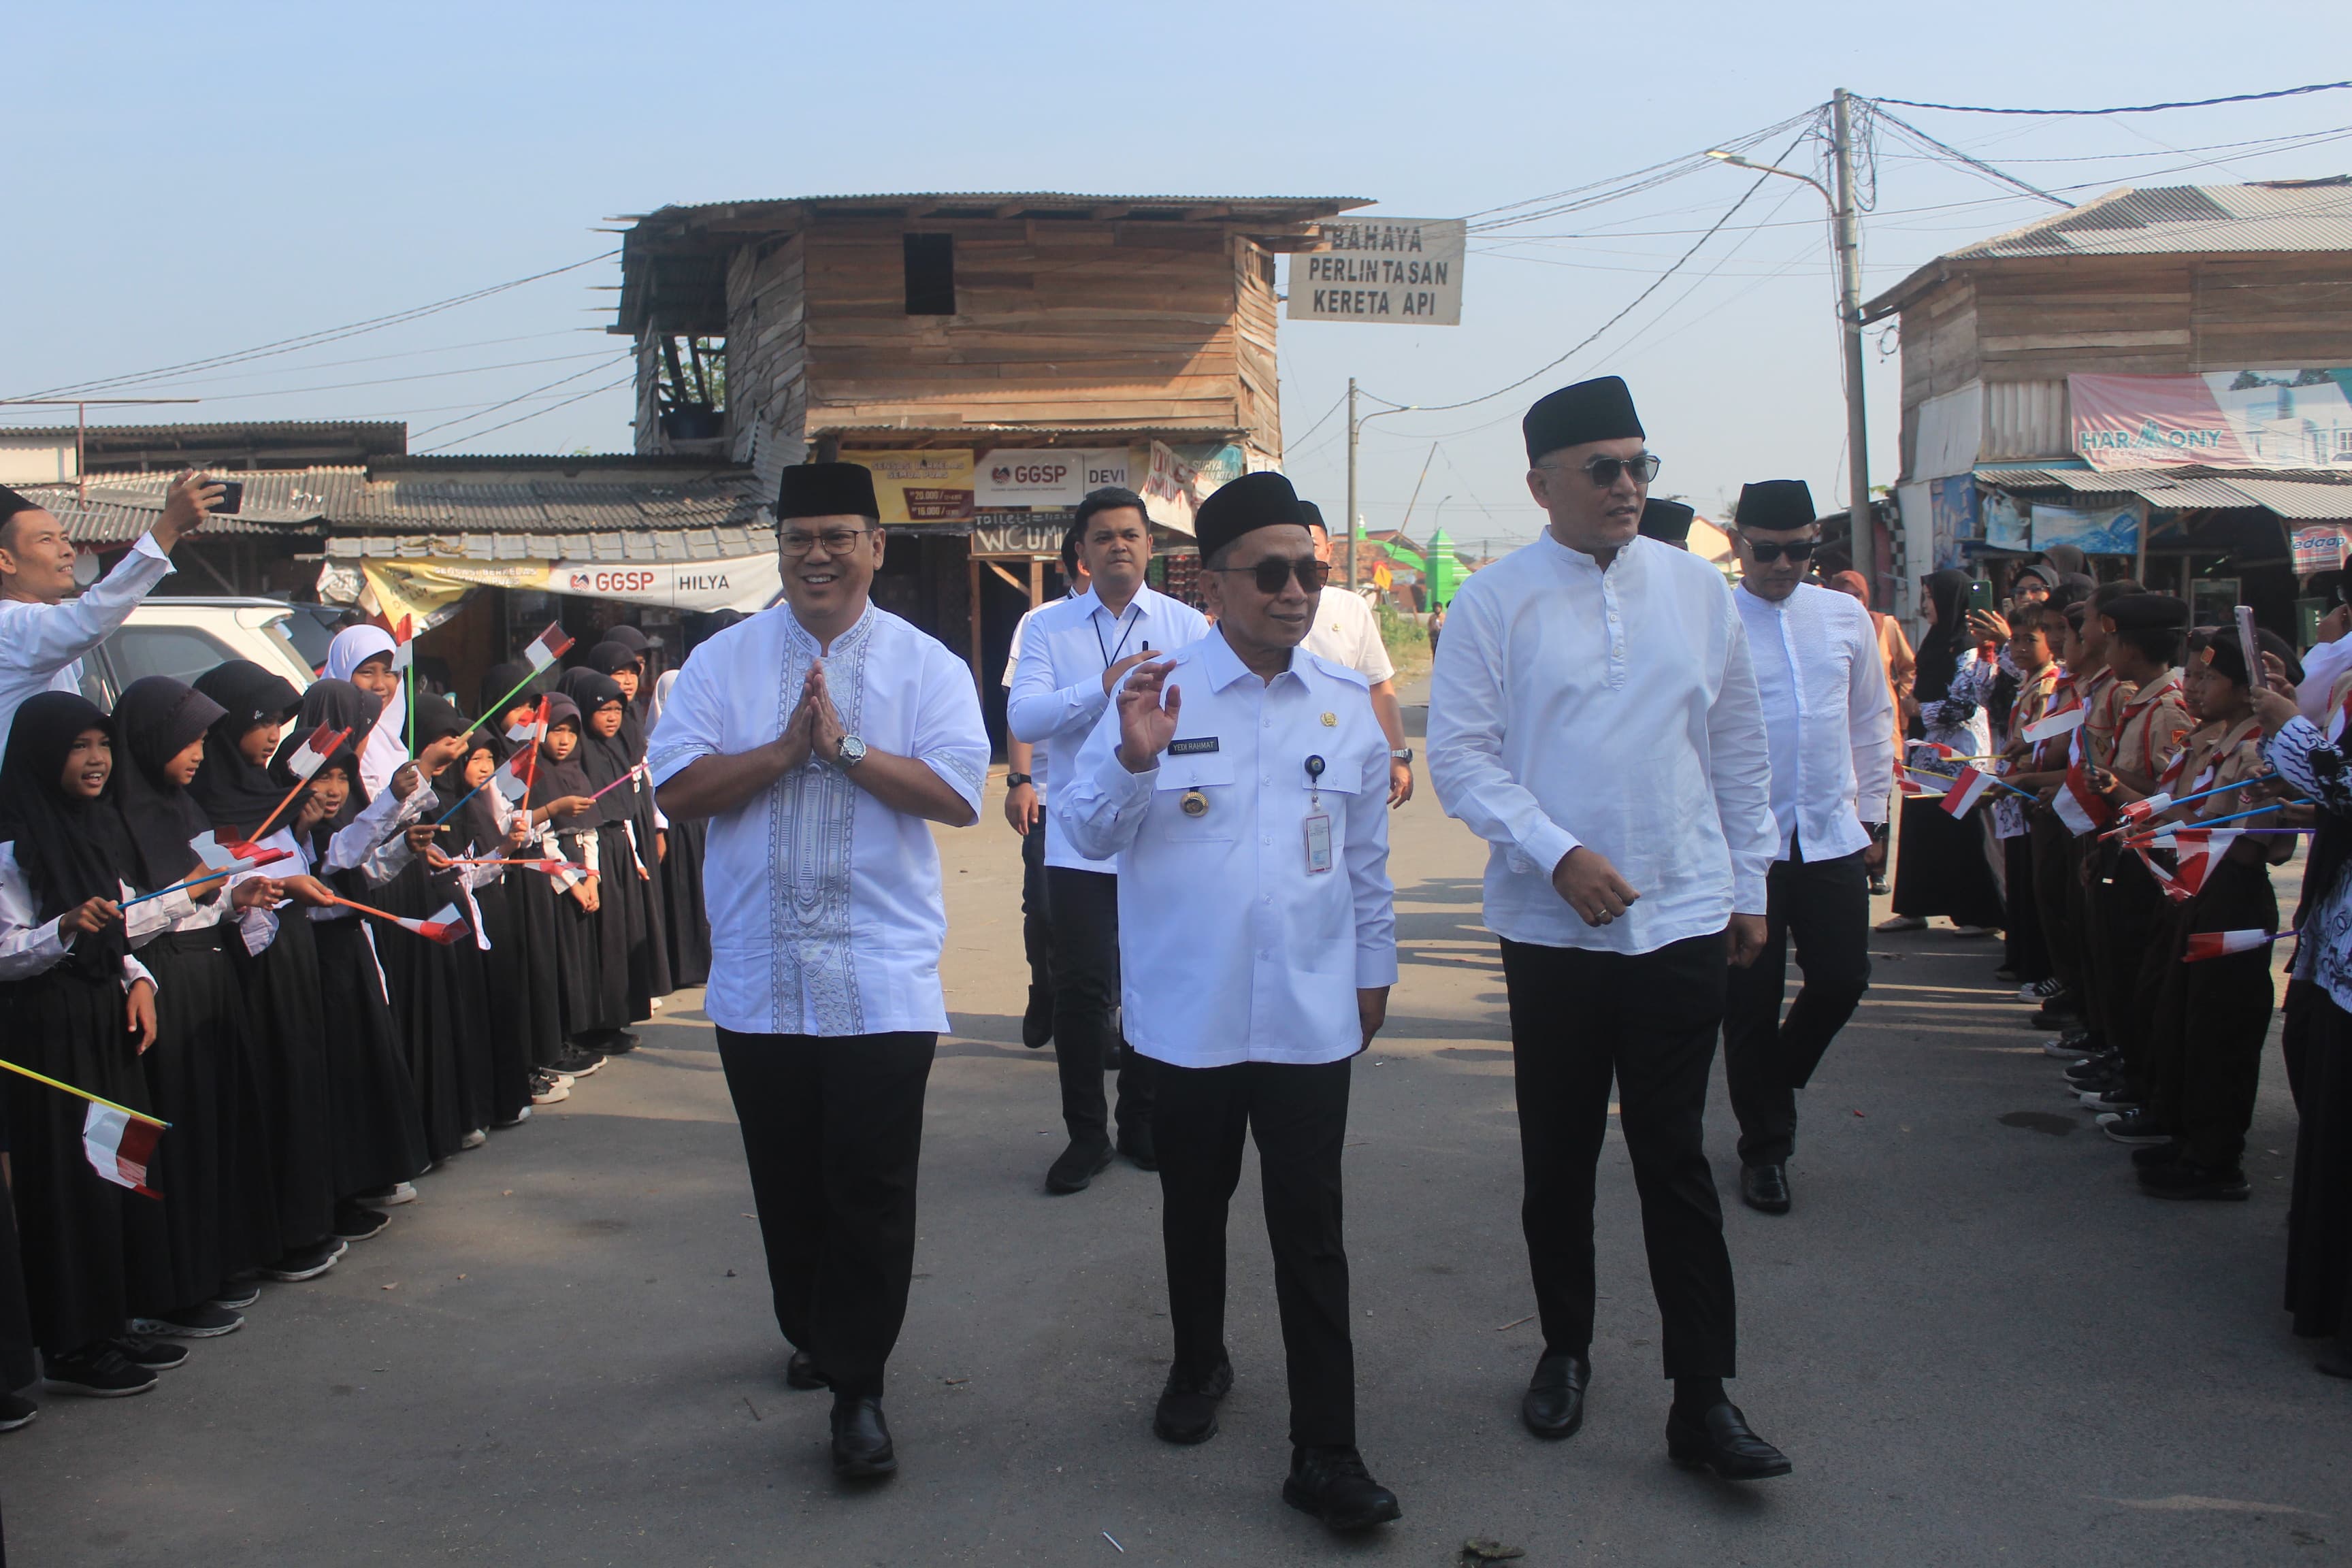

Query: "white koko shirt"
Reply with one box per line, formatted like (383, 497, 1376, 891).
(1058, 629, 1397, 1068)
(1006, 582, 1208, 871)
(1301, 586, 1396, 686)
(647, 603, 990, 1037)
(0, 533, 174, 737)
(1733, 580, 1896, 861)
(1427, 531, 1777, 954)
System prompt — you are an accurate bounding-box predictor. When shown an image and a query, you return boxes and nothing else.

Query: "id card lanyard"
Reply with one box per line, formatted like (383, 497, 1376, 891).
(1303, 754, 1333, 874)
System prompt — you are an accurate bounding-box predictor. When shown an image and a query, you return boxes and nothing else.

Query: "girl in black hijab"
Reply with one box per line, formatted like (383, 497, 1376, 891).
(558, 668, 658, 1052)
(534, 689, 621, 1065)
(0, 694, 177, 1394)
(107, 676, 283, 1337)
(581, 644, 674, 1002)
(190, 662, 344, 1283)
(280, 681, 428, 1229)
(445, 726, 539, 1130)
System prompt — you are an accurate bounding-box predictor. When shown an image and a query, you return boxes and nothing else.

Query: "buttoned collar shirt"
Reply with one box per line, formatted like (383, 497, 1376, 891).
(1006, 581, 1208, 870)
(1001, 588, 1090, 796)
(647, 602, 990, 1036)
(0, 533, 174, 738)
(1733, 579, 1896, 861)
(1057, 627, 1396, 1068)
(1426, 531, 1777, 954)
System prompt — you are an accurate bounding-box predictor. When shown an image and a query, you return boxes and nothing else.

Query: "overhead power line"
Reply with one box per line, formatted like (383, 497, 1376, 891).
(1869, 107, 2076, 208)
(1874, 80, 2352, 116)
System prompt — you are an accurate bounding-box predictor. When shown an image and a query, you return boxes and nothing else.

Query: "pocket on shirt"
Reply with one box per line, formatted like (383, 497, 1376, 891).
(1154, 754, 1238, 843)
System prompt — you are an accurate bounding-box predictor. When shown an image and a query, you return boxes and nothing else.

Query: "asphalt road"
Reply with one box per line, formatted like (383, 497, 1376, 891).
(6, 731, 2349, 1565)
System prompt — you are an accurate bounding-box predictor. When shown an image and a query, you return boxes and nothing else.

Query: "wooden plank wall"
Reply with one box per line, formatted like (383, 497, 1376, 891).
(2192, 256, 2352, 367)
(1233, 239, 1281, 461)
(725, 237, 808, 491)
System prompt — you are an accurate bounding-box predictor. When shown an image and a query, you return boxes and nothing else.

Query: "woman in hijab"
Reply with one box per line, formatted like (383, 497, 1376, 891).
(445, 726, 542, 1129)
(0, 693, 180, 1395)
(554, 670, 650, 1056)
(276, 679, 431, 1233)
(1882, 569, 2007, 934)
(582, 644, 672, 1001)
(324, 624, 408, 798)
(108, 676, 284, 1338)
(189, 662, 345, 1285)
(517, 694, 607, 1075)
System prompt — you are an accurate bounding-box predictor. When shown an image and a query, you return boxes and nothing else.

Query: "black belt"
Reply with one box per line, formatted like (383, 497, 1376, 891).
(146, 926, 227, 956)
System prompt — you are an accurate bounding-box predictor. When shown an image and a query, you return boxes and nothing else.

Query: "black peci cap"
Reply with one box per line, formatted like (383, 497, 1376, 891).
(1523, 376, 1644, 466)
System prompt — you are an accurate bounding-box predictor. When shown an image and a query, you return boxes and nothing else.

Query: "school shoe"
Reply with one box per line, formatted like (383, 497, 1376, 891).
(1994, 966, 2021, 983)
(1045, 1139, 1114, 1194)
(2131, 1141, 2186, 1170)
(334, 1202, 392, 1241)
(529, 1071, 571, 1105)
(211, 1284, 263, 1311)
(1874, 915, 1927, 932)
(2031, 1000, 2084, 1030)
(2078, 1088, 2140, 1114)
(0, 1391, 35, 1431)
(1116, 1122, 1159, 1172)
(1153, 1353, 1233, 1444)
(358, 1181, 419, 1207)
(1521, 1350, 1590, 1439)
(2139, 1158, 2251, 1200)
(1867, 874, 1890, 896)
(2100, 1110, 2174, 1147)
(1022, 986, 1054, 1049)
(1283, 1446, 1403, 1530)
(2019, 977, 2067, 1004)
(830, 1395, 897, 1478)
(460, 1128, 489, 1149)
(1948, 924, 1997, 938)
(132, 1304, 243, 1339)
(784, 1350, 829, 1391)
(1667, 1402, 1793, 1480)
(2040, 1029, 2093, 1058)
(554, 1047, 605, 1079)
(112, 1336, 189, 1372)
(42, 1345, 157, 1398)
(261, 1239, 347, 1282)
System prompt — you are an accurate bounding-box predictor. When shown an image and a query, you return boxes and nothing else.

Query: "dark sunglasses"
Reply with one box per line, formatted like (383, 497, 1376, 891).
(1541, 453, 1662, 487)
(1745, 538, 1819, 564)
(1212, 555, 1330, 595)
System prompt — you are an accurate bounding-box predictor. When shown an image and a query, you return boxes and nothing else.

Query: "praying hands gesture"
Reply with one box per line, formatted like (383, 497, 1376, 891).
(772, 661, 843, 772)
(1115, 658, 1181, 774)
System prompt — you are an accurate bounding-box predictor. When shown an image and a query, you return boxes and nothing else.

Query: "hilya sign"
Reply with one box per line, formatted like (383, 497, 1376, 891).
(1288, 218, 1466, 325)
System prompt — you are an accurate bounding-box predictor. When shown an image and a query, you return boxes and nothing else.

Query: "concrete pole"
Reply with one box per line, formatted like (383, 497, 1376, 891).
(1345, 377, 1359, 590)
(1831, 88, 1875, 600)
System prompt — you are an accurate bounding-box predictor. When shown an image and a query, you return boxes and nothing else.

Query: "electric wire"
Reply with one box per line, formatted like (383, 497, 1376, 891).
(1873, 80, 2352, 116)
(413, 372, 638, 454)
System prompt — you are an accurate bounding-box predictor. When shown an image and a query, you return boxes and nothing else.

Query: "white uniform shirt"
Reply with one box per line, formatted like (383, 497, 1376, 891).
(647, 603, 990, 1036)
(1006, 583, 1208, 870)
(1733, 581, 1895, 861)
(0, 844, 168, 990)
(0, 534, 174, 737)
(1427, 532, 1776, 954)
(1058, 630, 1397, 1068)
(1002, 591, 1086, 796)
(1301, 586, 1396, 685)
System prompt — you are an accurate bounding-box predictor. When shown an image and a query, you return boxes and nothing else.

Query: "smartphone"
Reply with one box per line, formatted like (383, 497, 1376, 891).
(2235, 604, 2264, 688)
(208, 479, 244, 515)
(1966, 578, 1995, 615)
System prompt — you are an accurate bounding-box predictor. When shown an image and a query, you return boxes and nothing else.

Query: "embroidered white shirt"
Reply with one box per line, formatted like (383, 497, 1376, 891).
(1058, 629, 1397, 1067)
(1427, 532, 1777, 953)
(1734, 581, 1895, 860)
(649, 604, 990, 1036)
(0, 534, 174, 736)
(1006, 583, 1208, 870)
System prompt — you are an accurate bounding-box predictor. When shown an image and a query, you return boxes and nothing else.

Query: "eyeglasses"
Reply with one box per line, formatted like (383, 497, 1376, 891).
(779, 526, 873, 557)
(1540, 453, 1662, 487)
(1744, 538, 1818, 563)
(1211, 556, 1330, 595)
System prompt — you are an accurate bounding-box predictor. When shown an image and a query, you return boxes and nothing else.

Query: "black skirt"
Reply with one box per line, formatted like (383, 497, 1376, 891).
(549, 829, 615, 1040)
(585, 821, 652, 1033)
(0, 962, 175, 1354)
(1891, 795, 2008, 927)
(311, 917, 429, 1194)
(376, 862, 490, 1162)
(510, 864, 574, 1068)
(229, 911, 337, 1254)
(138, 926, 279, 1309)
(662, 813, 711, 988)
(468, 879, 534, 1126)
(2284, 980, 2352, 1342)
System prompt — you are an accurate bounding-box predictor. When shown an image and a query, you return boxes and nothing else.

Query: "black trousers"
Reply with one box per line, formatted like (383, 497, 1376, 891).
(714, 1028, 936, 1399)
(2093, 847, 2169, 1092)
(1722, 839, 1872, 1168)
(1021, 821, 1055, 1012)
(1153, 1056, 1355, 1448)
(2146, 855, 2276, 1168)
(1047, 866, 1154, 1143)
(2031, 812, 2084, 1004)
(2001, 831, 2053, 983)
(1501, 934, 1737, 1379)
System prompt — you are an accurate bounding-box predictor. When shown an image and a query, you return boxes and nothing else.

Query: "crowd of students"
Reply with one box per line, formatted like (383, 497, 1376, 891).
(0, 623, 710, 1431)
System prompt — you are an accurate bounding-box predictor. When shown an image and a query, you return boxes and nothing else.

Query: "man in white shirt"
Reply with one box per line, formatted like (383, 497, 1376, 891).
(1061, 470, 1402, 1533)
(1722, 480, 1895, 1218)
(1427, 376, 1789, 1481)
(651, 461, 990, 1482)
(0, 475, 222, 738)
(1298, 504, 1414, 805)
(1010, 487, 1207, 1192)
(1001, 532, 1090, 1049)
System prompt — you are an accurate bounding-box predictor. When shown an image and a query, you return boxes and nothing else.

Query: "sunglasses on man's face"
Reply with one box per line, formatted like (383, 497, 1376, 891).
(1213, 555, 1330, 595)
(1744, 538, 1818, 564)
(1543, 453, 1662, 488)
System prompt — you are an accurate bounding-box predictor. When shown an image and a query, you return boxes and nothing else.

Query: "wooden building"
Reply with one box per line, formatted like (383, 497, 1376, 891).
(1863, 178, 2352, 635)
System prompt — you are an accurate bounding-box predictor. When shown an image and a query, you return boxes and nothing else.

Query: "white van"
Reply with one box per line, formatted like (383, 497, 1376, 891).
(68, 596, 327, 709)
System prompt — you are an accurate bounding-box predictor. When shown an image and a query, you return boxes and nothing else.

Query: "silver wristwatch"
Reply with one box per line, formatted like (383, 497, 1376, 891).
(832, 734, 868, 770)
(1390, 747, 1414, 764)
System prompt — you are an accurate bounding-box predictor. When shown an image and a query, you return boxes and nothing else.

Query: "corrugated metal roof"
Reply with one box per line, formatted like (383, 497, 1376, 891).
(634, 193, 1370, 220)
(1971, 465, 2092, 489)
(2215, 476, 2352, 520)
(325, 529, 772, 564)
(1975, 462, 2352, 520)
(1951, 181, 2352, 259)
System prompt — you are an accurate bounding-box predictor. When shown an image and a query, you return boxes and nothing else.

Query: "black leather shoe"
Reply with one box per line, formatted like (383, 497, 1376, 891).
(830, 1395, 897, 1478)
(1740, 1163, 1791, 1215)
(1667, 1402, 1791, 1480)
(1117, 1122, 1158, 1172)
(1046, 1139, 1114, 1194)
(2138, 1156, 2249, 1200)
(1520, 1350, 1588, 1439)
(1152, 1354, 1232, 1444)
(1282, 1446, 1402, 1530)
(785, 1350, 828, 1390)
(1022, 987, 1053, 1049)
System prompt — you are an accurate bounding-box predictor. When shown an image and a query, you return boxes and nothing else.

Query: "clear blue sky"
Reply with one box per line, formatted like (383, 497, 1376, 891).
(5, 1, 2346, 553)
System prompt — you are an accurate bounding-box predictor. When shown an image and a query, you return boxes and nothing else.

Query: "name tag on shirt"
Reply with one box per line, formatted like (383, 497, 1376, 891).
(1303, 811, 1333, 874)
(1169, 737, 1220, 755)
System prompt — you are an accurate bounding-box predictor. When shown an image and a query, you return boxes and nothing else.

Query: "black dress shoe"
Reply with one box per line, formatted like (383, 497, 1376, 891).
(1282, 1446, 1402, 1531)
(1520, 1350, 1588, 1439)
(1153, 1354, 1232, 1444)
(1740, 1163, 1791, 1215)
(2138, 1156, 2249, 1200)
(1022, 987, 1053, 1049)
(1117, 1122, 1158, 1172)
(1666, 1401, 1791, 1480)
(830, 1395, 897, 1478)
(1046, 1139, 1114, 1194)
(785, 1350, 828, 1390)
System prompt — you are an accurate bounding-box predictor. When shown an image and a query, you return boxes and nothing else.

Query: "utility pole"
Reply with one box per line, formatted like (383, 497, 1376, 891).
(1344, 377, 1358, 590)
(1831, 88, 1875, 602)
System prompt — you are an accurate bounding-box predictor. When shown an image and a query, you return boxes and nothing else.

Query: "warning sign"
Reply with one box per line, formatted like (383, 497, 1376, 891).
(1288, 217, 1465, 326)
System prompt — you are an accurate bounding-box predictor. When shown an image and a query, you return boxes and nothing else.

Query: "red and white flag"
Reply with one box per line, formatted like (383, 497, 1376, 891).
(2168, 828, 2242, 897)
(395, 902, 471, 945)
(280, 723, 351, 781)
(82, 1103, 163, 1197)
(1940, 764, 1995, 819)
(186, 830, 293, 874)
(2111, 792, 2173, 832)
(2022, 706, 2087, 745)
(1895, 760, 1932, 796)
(387, 614, 416, 673)
(2183, 928, 2287, 963)
(2052, 757, 2115, 836)
(521, 623, 575, 672)
(489, 747, 536, 803)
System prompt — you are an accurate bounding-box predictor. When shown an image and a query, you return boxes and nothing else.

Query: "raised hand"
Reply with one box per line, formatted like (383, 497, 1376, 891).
(1100, 649, 1155, 696)
(1115, 658, 1181, 774)
(61, 895, 122, 936)
(806, 660, 847, 763)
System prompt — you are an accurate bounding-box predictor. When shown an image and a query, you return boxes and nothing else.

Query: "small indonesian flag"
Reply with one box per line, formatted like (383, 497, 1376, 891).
(388, 615, 416, 672)
(1940, 764, 1995, 819)
(395, 902, 470, 945)
(2113, 793, 2173, 830)
(2183, 928, 2287, 963)
(1895, 760, 1931, 796)
(2052, 757, 2115, 836)
(186, 830, 293, 874)
(2134, 846, 2189, 903)
(489, 747, 536, 803)
(2023, 706, 2087, 745)
(521, 623, 575, 672)
(2168, 828, 2241, 898)
(82, 1102, 163, 1197)
(504, 858, 591, 877)
(281, 723, 351, 781)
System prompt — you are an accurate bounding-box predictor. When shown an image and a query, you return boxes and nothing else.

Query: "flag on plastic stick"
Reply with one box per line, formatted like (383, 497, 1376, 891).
(1940, 764, 1995, 819)
(186, 830, 293, 874)
(82, 1102, 163, 1197)
(521, 623, 575, 673)
(489, 747, 536, 803)
(2168, 828, 2242, 898)
(397, 902, 470, 946)
(2052, 758, 2115, 836)
(2183, 928, 2293, 963)
(280, 723, 350, 781)
(1895, 760, 1933, 796)
(2023, 705, 2087, 745)
(387, 615, 416, 672)
(2109, 793, 2173, 834)
(2134, 846, 2189, 903)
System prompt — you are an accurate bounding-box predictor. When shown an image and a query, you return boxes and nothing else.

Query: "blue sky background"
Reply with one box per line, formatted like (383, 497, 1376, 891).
(5, 1, 2348, 552)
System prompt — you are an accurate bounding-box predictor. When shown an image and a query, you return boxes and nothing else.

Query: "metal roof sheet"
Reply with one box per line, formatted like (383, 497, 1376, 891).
(633, 193, 1370, 220)
(2213, 476, 2352, 521)
(325, 529, 772, 564)
(1951, 181, 2352, 259)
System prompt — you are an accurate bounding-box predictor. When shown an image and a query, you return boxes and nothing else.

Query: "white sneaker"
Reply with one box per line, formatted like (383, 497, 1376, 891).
(359, 1181, 418, 1207)
(460, 1128, 488, 1150)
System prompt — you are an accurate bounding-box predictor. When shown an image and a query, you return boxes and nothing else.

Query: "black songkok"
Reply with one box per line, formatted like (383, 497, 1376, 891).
(1735, 480, 1816, 534)
(1194, 471, 1305, 564)
(2104, 593, 2191, 632)
(1522, 376, 1644, 466)
(0, 485, 40, 525)
(776, 462, 880, 523)
(1298, 500, 1328, 533)
(1639, 499, 1695, 544)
